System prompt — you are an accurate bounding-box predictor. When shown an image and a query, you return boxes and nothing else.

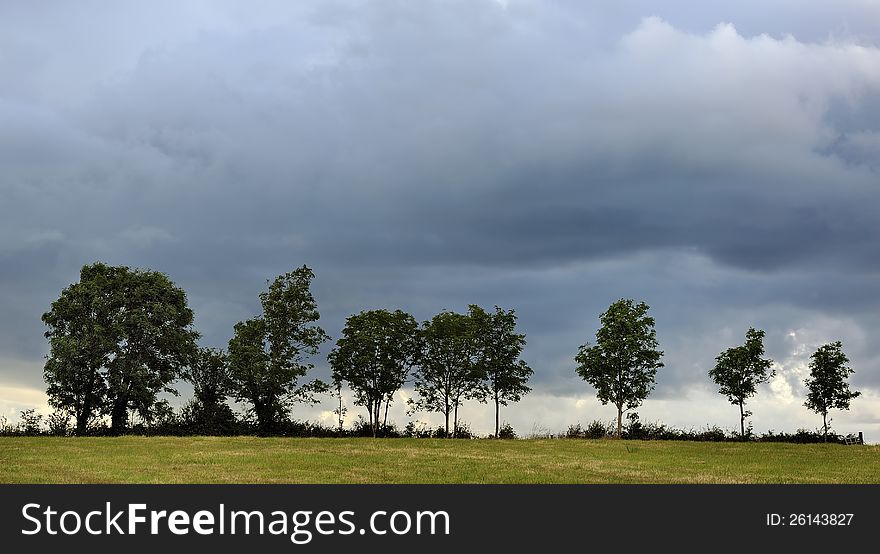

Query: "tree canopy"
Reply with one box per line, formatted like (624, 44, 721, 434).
(43, 262, 199, 434)
(411, 310, 482, 438)
(708, 327, 774, 439)
(804, 341, 860, 441)
(329, 309, 420, 437)
(227, 266, 329, 433)
(575, 299, 663, 438)
(469, 305, 532, 438)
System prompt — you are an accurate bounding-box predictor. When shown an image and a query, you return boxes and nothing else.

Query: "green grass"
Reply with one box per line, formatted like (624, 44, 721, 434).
(1, 437, 878, 484)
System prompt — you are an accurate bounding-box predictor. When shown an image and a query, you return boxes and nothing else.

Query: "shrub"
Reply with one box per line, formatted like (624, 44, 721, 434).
(498, 422, 517, 439)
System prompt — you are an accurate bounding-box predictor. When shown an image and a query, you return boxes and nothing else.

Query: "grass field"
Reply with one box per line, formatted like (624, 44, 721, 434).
(1, 437, 878, 484)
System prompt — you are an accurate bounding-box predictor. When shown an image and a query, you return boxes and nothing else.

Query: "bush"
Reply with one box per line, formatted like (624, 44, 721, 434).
(403, 420, 433, 438)
(17, 409, 44, 435)
(349, 416, 401, 438)
(567, 420, 612, 439)
(498, 422, 517, 439)
(47, 410, 72, 436)
(453, 421, 474, 439)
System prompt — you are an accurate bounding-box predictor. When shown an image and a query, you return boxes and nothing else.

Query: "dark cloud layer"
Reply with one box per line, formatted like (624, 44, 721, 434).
(2, 1, 879, 433)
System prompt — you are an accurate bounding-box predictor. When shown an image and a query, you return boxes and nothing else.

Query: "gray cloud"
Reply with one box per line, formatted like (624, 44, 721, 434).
(1, 1, 879, 435)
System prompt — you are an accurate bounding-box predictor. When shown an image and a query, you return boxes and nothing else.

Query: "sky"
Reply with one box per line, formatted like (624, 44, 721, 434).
(2, 0, 880, 439)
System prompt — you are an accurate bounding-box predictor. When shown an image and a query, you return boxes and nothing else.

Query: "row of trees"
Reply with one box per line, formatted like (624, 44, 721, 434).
(42, 263, 860, 440)
(330, 306, 532, 438)
(574, 300, 861, 441)
(42, 263, 533, 437)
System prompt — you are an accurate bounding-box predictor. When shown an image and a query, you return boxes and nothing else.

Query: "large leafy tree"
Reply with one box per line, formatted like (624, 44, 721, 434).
(227, 266, 329, 433)
(42, 263, 120, 434)
(804, 341, 860, 441)
(708, 327, 774, 439)
(43, 263, 199, 434)
(469, 305, 532, 438)
(411, 310, 481, 438)
(328, 309, 420, 437)
(105, 268, 200, 431)
(575, 299, 664, 438)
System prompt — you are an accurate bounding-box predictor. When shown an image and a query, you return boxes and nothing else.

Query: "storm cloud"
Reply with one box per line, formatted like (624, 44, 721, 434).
(2, 1, 879, 437)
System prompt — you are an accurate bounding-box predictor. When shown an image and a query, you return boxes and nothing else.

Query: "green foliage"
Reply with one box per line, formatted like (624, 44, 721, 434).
(180, 347, 237, 433)
(411, 310, 482, 438)
(469, 305, 532, 438)
(575, 299, 664, 438)
(227, 266, 329, 433)
(42, 262, 199, 434)
(708, 327, 774, 439)
(497, 422, 517, 439)
(329, 309, 420, 437)
(47, 410, 72, 436)
(804, 341, 860, 440)
(17, 409, 44, 435)
(567, 421, 612, 439)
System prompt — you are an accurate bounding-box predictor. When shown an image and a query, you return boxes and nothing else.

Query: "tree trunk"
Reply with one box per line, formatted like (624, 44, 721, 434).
(373, 399, 381, 438)
(453, 403, 460, 439)
(110, 398, 128, 434)
(739, 401, 745, 440)
(444, 396, 450, 438)
(822, 412, 828, 442)
(337, 393, 343, 433)
(616, 406, 623, 439)
(495, 392, 500, 438)
(383, 397, 390, 433)
(76, 410, 88, 435)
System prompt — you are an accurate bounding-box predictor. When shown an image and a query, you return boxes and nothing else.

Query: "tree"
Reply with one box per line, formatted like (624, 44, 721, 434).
(469, 305, 532, 438)
(804, 341, 860, 441)
(575, 299, 664, 439)
(411, 310, 481, 438)
(43, 263, 199, 434)
(42, 263, 119, 434)
(227, 266, 329, 433)
(181, 347, 237, 433)
(328, 309, 420, 437)
(104, 268, 200, 431)
(708, 327, 774, 439)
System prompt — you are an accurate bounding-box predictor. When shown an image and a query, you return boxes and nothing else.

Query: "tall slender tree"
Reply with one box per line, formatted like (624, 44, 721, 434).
(469, 305, 532, 438)
(411, 310, 481, 438)
(227, 266, 329, 433)
(708, 327, 774, 439)
(329, 309, 420, 437)
(804, 341, 860, 441)
(575, 299, 664, 438)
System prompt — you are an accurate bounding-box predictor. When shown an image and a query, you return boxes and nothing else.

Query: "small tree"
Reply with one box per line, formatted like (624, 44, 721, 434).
(227, 266, 329, 433)
(329, 309, 420, 437)
(575, 299, 664, 439)
(804, 341, 860, 441)
(332, 376, 347, 434)
(411, 310, 482, 438)
(709, 327, 774, 439)
(469, 305, 532, 438)
(182, 347, 236, 433)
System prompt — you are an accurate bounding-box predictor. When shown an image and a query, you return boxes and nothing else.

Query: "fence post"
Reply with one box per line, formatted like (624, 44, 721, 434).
(858, 431, 864, 445)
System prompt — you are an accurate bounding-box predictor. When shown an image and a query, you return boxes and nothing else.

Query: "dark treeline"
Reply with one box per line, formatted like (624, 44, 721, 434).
(35, 262, 862, 441)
